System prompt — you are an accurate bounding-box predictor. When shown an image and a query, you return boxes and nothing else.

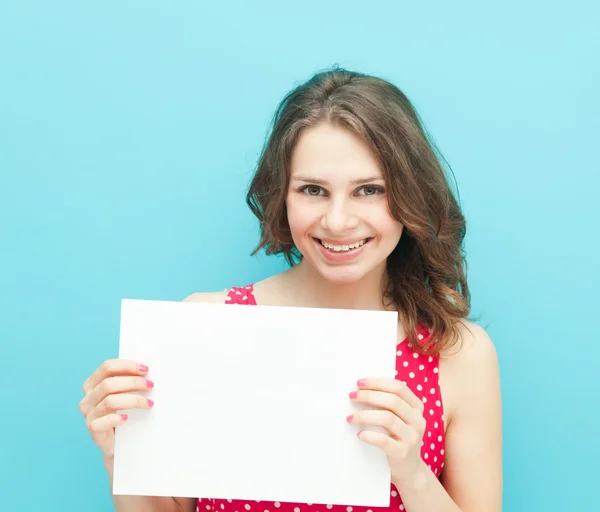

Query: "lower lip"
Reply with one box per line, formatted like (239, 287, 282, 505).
(313, 238, 371, 262)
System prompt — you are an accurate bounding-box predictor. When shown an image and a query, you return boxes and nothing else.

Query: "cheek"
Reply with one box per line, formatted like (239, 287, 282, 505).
(387, 219, 404, 243)
(286, 195, 315, 235)
(367, 204, 403, 239)
(391, 222, 404, 243)
(383, 212, 403, 234)
(382, 202, 404, 238)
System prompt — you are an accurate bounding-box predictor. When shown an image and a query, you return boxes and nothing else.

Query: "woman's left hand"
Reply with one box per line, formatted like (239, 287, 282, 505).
(347, 377, 428, 488)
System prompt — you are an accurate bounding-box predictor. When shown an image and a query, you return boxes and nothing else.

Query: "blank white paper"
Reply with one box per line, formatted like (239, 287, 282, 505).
(113, 298, 398, 507)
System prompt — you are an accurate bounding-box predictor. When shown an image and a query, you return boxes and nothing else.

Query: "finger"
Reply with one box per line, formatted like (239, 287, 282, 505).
(350, 389, 423, 428)
(83, 359, 149, 395)
(91, 393, 153, 420)
(88, 412, 129, 436)
(84, 376, 154, 412)
(356, 429, 396, 451)
(347, 409, 412, 440)
(357, 378, 424, 411)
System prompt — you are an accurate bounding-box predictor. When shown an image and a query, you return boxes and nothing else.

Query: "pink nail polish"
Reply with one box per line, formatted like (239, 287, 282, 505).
(357, 379, 368, 387)
(147, 399, 154, 407)
(349, 391, 358, 399)
(346, 414, 353, 423)
(146, 379, 154, 388)
(120, 414, 128, 421)
(139, 364, 149, 373)
(357, 431, 361, 439)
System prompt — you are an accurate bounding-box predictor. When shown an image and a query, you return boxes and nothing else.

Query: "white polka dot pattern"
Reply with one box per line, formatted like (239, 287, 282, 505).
(195, 284, 446, 512)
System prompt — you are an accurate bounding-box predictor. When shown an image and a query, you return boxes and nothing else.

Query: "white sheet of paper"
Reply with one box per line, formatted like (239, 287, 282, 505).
(113, 298, 398, 506)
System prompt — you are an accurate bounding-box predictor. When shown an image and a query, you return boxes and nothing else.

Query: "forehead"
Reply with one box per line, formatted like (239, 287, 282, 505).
(290, 122, 383, 180)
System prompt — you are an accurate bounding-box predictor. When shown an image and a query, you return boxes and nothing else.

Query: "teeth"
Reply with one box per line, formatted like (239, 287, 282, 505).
(321, 239, 367, 252)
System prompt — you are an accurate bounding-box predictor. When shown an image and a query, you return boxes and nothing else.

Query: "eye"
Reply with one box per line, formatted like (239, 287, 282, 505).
(356, 185, 384, 196)
(300, 185, 325, 196)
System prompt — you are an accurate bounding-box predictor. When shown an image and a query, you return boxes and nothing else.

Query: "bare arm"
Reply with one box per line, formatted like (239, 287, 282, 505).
(394, 321, 503, 512)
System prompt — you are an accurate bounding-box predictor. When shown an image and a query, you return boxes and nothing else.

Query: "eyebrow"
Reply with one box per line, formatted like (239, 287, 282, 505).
(291, 175, 384, 186)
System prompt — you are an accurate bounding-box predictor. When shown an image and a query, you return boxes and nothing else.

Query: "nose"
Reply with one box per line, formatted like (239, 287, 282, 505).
(320, 197, 359, 234)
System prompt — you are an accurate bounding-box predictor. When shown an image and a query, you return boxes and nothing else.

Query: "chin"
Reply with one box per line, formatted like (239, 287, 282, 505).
(303, 255, 380, 285)
(318, 266, 367, 285)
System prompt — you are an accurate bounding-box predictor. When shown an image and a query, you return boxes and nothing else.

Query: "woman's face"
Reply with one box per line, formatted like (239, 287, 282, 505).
(286, 122, 404, 285)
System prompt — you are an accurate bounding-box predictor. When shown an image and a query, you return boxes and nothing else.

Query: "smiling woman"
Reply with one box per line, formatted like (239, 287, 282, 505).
(284, 123, 404, 282)
(80, 66, 502, 512)
(247, 71, 470, 354)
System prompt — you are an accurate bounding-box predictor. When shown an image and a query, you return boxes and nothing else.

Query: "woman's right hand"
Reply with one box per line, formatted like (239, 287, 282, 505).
(79, 359, 155, 459)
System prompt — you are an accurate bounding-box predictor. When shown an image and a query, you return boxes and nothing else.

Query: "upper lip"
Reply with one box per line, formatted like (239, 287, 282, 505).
(315, 237, 370, 245)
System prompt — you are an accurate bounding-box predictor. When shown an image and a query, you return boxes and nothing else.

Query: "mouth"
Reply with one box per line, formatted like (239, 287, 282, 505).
(312, 237, 373, 253)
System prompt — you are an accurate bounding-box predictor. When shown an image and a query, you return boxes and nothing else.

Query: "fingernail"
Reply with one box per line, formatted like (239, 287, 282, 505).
(346, 414, 353, 423)
(120, 414, 128, 421)
(357, 431, 361, 439)
(349, 391, 358, 399)
(357, 379, 368, 387)
(139, 364, 149, 373)
(147, 399, 154, 407)
(146, 379, 154, 388)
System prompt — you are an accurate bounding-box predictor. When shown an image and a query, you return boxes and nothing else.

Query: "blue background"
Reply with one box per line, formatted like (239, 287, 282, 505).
(1, 1, 598, 510)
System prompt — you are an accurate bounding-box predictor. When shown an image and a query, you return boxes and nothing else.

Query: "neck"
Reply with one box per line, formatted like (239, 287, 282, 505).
(287, 260, 391, 311)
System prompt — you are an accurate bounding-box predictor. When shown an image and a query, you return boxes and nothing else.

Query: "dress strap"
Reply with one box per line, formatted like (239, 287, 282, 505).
(224, 284, 257, 305)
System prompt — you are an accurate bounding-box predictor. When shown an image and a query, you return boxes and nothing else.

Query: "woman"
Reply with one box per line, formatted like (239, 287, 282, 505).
(79, 67, 502, 512)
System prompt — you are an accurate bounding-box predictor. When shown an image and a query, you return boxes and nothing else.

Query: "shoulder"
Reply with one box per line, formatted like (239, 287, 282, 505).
(441, 320, 499, 371)
(436, 321, 503, 509)
(439, 320, 501, 425)
(182, 290, 230, 304)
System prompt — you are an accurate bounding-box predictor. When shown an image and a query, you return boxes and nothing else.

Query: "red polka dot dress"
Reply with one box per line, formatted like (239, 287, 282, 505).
(197, 285, 446, 512)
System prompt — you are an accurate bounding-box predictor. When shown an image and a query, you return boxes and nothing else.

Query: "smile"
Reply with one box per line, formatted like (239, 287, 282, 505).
(311, 237, 373, 262)
(317, 238, 369, 252)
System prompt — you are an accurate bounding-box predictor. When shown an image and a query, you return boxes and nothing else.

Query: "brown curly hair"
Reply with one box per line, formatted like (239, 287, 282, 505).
(246, 66, 471, 355)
